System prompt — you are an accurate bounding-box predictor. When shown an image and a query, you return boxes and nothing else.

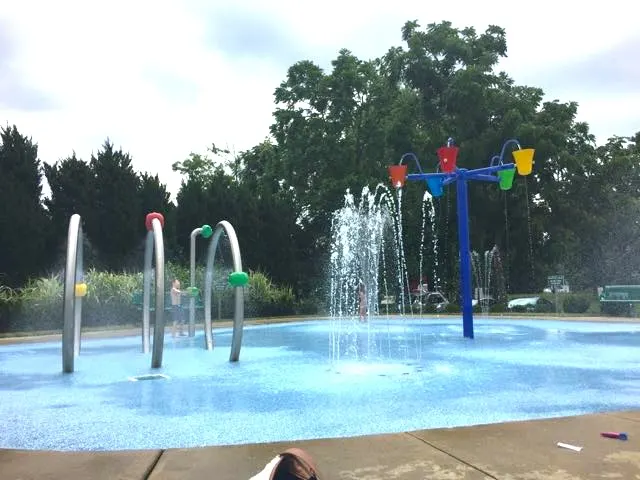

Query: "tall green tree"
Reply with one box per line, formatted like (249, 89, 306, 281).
(85, 139, 142, 270)
(173, 148, 222, 260)
(43, 153, 94, 258)
(259, 19, 616, 296)
(0, 126, 49, 286)
(236, 142, 306, 290)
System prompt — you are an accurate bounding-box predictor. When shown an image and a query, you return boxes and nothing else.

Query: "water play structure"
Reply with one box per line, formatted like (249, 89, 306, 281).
(202, 220, 249, 357)
(61, 213, 249, 373)
(188, 224, 213, 337)
(141, 212, 167, 367)
(388, 138, 535, 338)
(61, 214, 86, 373)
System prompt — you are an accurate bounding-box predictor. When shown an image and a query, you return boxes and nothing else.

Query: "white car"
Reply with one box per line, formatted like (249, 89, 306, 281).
(413, 291, 449, 311)
(472, 296, 495, 307)
(507, 297, 554, 312)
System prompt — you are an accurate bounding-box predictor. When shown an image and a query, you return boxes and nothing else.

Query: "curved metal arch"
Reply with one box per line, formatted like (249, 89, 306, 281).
(141, 218, 166, 368)
(62, 214, 84, 373)
(203, 221, 245, 361)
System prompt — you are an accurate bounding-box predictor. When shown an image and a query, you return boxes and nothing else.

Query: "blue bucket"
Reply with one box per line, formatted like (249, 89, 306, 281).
(426, 177, 444, 197)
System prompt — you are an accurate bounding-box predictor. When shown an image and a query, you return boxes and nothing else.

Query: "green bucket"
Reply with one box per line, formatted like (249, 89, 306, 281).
(498, 168, 516, 191)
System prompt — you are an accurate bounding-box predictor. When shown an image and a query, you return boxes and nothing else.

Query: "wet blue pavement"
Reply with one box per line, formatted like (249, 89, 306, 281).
(1, 318, 639, 451)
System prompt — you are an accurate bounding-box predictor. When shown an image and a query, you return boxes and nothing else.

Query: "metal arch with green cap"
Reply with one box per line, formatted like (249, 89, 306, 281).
(387, 137, 535, 339)
(228, 271, 249, 287)
(187, 223, 214, 337)
(200, 224, 213, 238)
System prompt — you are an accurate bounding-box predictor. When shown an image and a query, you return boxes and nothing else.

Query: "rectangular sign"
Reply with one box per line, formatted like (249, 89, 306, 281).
(548, 275, 565, 286)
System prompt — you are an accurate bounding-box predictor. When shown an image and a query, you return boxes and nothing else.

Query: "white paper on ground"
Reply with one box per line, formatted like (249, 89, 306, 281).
(249, 455, 282, 480)
(557, 442, 583, 452)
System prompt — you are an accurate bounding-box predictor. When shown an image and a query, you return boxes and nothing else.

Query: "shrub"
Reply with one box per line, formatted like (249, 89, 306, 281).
(2, 276, 64, 332)
(85, 268, 141, 305)
(444, 303, 460, 314)
(413, 303, 438, 315)
(295, 297, 321, 315)
(0, 266, 302, 333)
(491, 302, 508, 313)
(20, 275, 64, 302)
(246, 271, 295, 317)
(563, 294, 591, 314)
(535, 300, 555, 313)
(601, 302, 634, 317)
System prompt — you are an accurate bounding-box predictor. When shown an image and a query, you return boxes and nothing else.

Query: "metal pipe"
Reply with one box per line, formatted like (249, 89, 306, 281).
(142, 230, 153, 353)
(203, 228, 226, 351)
(151, 218, 165, 368)
(189, 227, 203, 337)
(62, 214, 81, 373)
(399, 152, 424, 173)
(204, 253, 214, 351)
(204, 221, 245, 360)
(73, 223, 83, 357)
(498, 139, 522, 163)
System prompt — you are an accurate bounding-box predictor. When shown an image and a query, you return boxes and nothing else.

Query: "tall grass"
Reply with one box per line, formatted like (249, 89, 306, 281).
(246, 271, 295, 317)
(0, 265, 306, 333)
(85, 269, 142, 305)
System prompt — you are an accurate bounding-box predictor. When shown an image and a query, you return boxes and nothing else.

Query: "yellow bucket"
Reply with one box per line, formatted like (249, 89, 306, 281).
(512, 148, 535, 176)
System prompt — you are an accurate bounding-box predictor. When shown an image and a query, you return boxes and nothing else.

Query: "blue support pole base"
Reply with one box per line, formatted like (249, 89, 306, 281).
(456, 176, 474, 339)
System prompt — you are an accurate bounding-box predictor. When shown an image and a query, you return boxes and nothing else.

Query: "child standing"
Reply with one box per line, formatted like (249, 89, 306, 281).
(171, 278, 186, 337)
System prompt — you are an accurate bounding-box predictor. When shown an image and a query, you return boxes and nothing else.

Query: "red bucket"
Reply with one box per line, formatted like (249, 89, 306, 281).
(388, 165, 408, 188)
(437, 146, 459, 173)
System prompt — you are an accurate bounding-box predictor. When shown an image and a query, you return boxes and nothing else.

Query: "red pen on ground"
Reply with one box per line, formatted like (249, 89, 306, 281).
(601, 432, 628, 441)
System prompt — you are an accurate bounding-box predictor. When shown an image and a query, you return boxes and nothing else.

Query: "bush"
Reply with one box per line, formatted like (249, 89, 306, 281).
(415, 303, 438, 314)
(601, 302, 634, 317)
(491, 302, 508, 313)
(85, 268, 141, 306)
(3, 276, 64, 332)
(0, 266, 301, 333)
(0, 271, 143, 333)
(563, 294, 591, 314)
(295, 297, 321, 315)
(444, 303, 460, 314)
(246, 271, 295, 317)
(535, 300, 556, 313)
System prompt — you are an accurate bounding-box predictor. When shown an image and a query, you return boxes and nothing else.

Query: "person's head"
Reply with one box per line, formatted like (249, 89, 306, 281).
(271, 448, 319, 480)
(172, 278, 180, 289)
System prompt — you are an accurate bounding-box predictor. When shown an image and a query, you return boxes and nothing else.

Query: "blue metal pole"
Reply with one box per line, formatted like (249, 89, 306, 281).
(456, 172, 474, 339)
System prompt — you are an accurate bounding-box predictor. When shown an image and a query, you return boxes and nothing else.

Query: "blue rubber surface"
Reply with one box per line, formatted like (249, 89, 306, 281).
(1, 318, 639, 451)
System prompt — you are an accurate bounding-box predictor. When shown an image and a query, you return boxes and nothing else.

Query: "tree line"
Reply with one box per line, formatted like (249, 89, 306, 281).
(1, 20, 639, 303)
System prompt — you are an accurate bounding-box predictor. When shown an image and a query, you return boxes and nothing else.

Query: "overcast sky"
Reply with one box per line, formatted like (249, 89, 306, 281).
(2, 0, 639, 198)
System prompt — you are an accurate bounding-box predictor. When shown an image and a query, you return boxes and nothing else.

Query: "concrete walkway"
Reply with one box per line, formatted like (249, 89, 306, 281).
(2, 410, 638, 479)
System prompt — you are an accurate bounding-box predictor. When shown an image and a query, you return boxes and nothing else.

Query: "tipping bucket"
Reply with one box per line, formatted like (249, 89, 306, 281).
(437, 146, 459, 173)
(426, 177, 444, 197)
(498, 167, 516, 190)
(512, 148, 535, 175)
(75, 283, 87, 297)
(388, 165, 408, 188)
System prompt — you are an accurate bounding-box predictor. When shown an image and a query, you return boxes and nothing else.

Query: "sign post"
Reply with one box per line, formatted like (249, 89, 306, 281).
(548, 275, 565, 314)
